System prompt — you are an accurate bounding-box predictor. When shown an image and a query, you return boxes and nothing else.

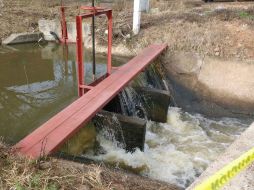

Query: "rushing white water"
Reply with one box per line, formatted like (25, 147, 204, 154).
(85, 107, 248, 188)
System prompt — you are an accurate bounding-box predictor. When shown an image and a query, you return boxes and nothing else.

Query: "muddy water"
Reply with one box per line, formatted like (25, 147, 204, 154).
(0, 43, 125, 144)
(86, 107, 250, 188)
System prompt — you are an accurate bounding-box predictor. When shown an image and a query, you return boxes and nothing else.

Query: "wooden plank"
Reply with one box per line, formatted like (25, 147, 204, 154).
(15, 44, 168, 158)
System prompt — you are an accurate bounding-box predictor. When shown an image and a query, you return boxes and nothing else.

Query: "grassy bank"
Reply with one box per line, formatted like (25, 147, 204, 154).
(0, 141, 181, 190)
(0, 141, 108, 190)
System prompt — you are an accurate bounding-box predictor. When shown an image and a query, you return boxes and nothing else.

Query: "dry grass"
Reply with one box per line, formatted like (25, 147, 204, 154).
(0, 140, 181, 190)
(0, 141, 111, 190)
(1, 0, 254, 59)
(122, 0, 254, 59)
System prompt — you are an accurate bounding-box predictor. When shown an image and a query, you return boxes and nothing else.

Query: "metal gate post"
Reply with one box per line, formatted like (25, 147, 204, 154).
(75, 6, 113, 96)
(76, 16, 84, 97)
(107, 10, 113, 75)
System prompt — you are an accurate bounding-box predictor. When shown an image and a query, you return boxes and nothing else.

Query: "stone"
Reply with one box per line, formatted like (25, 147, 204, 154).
(39, 161, 52, 170)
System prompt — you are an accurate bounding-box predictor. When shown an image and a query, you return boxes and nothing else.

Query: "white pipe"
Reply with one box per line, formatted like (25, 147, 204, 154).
(133, 0, 141, 35)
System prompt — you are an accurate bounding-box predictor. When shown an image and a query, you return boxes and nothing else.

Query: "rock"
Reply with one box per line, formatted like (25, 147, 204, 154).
(215, 51, 220, 56)
(39, 161, 52, 170)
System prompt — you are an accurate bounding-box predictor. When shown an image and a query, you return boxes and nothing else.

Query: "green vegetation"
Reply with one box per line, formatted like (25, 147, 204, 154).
(239, 11, 254, 20)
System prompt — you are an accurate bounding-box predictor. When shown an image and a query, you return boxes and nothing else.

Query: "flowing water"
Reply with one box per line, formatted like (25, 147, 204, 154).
(86, 107, 249, 188)
(0, 43, 251, 188)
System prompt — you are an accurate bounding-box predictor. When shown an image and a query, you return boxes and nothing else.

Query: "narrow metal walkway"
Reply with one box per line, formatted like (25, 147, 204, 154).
(15, 44, 167, 158)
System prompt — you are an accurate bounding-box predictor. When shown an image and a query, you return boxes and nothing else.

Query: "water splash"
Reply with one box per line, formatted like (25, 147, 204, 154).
(95, 113, 127, 150)
(119, 86, 147, 119)
(85, 107, 248, 188)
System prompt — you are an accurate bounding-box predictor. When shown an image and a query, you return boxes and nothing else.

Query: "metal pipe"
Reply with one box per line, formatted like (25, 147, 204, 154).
(76, 16, 85, 97)
(107, 10, 112, 75)
(92, 0, 96, 80)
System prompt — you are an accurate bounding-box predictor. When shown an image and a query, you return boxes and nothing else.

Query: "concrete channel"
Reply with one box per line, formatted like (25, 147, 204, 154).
(188, 122, 254, 189)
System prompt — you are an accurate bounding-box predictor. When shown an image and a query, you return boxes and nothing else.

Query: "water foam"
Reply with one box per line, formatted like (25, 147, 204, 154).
(86, 107, 248, 188)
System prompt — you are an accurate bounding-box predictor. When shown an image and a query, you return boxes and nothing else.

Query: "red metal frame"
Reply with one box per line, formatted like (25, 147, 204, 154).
(60, 5, 110, 43)
(76, 7, 113, 97)
(60, 6, 68, 43)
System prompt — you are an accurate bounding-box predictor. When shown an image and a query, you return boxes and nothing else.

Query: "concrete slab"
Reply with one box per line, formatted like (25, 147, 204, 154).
(94, 110, 147, 152)
(2, 32, 43, 45)
(188, 122, 254, 190)
(134, 87, 171, 123)
(38, 19, 91, 46)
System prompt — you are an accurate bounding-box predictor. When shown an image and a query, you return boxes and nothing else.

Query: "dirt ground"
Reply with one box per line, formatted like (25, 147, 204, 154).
(131, 0, 254, 59)
(1, 0, 254, 60)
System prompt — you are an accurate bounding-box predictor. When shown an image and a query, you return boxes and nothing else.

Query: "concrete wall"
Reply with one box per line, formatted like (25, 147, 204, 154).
(2, 32, 43, 45)
(163, 52, 254, 117)
(38, 19, 91, 46)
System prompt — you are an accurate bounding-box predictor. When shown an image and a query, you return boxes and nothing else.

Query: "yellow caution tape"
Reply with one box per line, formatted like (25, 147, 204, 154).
(194, 147, 254, 190)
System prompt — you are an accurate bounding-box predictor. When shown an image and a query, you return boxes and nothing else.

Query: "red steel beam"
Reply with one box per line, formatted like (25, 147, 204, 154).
(79, 6, 105, 11)
(79, 10, 111, 19)
(76, 16, 84, 97)
(59, 5, 108, 44)
(76, 9, 112, 97)
(14, 44, 168, 159)
(107, 10, 113, 75)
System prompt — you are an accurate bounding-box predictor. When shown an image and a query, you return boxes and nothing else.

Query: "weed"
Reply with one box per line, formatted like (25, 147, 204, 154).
(239, 11, 254, 20)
